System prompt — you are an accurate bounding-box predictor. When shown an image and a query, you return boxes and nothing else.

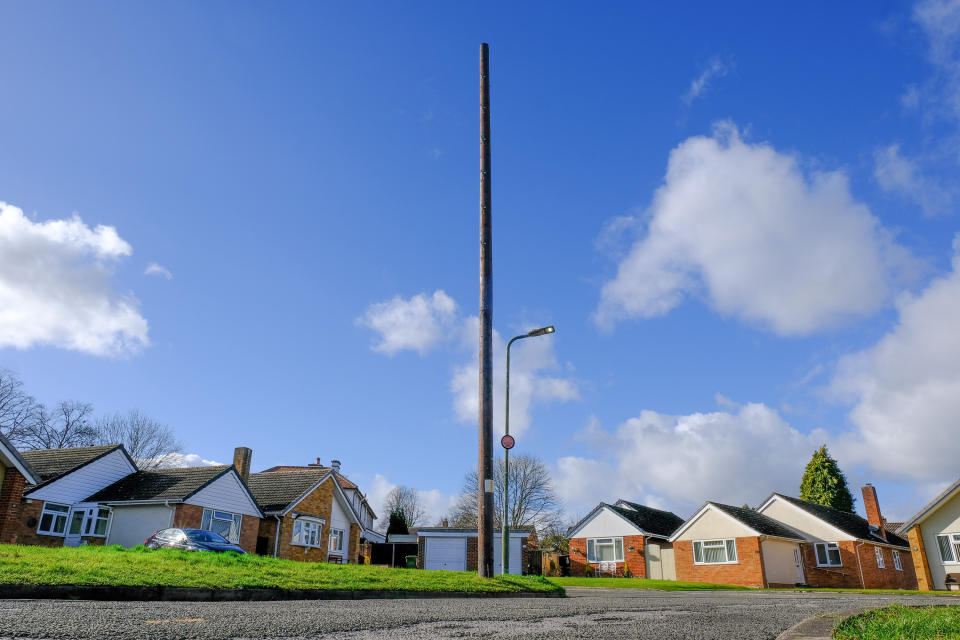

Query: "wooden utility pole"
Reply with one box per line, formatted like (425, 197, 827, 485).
(477, 42, 494, 578)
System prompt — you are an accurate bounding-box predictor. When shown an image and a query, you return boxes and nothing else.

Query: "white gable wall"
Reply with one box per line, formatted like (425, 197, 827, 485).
(917, 489, 960, 590)
(674, 508, 755, 541)
(185, 471, 260, 517)
(329, 487, 351, 554)
(758, 498, 854, 542)
(573, 507, 643, 539)
(28, 449, 135, 504)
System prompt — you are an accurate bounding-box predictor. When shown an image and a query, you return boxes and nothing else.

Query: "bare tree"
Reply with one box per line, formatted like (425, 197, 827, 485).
(379, 486, 427, 532)
(447, 454, 562, 534)
(0, 370, 39, 444)
(95, 410, 183, 469)
(14, 400, 98, 450)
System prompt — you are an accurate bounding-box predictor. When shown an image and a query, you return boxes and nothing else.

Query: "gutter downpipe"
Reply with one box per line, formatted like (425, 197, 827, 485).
(855, 540, 866, 588)
(165, 500, 174, 527)
(273, 515, 282, 558)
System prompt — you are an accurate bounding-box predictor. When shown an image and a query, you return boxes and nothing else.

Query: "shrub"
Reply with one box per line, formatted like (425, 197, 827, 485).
(623, 565, 632, 578)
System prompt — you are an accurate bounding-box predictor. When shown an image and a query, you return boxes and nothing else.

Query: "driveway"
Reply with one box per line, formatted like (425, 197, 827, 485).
(0, 588, 954, 639)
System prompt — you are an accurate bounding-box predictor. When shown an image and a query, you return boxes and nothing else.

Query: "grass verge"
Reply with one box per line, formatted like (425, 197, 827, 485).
(0, 544, 562, 595)
(547, 576, 751, 591)
(834, 604, 960, 639)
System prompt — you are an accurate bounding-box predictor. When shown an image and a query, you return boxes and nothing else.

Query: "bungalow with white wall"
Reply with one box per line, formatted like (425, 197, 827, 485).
(897, 477, 960, 591)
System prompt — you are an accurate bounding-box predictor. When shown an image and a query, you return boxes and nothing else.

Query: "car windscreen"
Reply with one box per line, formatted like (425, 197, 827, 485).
(185, 530, 229, 543)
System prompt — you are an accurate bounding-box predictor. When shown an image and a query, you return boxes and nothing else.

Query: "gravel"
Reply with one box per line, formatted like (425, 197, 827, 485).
(0, 588, 954, 640)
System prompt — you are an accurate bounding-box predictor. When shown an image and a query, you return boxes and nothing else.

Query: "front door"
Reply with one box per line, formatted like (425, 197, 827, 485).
(64, 507, 87, 547)
(647, 542, 662, 580)
(793, 546, 805, 585)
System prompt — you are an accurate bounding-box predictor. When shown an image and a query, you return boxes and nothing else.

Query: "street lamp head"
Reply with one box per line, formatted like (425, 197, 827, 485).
(526, 326, 555, 337)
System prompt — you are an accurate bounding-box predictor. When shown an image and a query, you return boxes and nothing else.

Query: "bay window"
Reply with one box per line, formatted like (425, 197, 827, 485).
(814, 542, 843, 567)
(585, 537, 624, 562)
(291, 519, 322, 547)
(693, 539, 738, 564)
(201, 508, 242, 544)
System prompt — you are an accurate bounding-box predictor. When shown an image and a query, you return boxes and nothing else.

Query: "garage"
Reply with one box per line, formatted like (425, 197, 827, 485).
(493, 536, 523, 575)
(106, 504, 173, 548)
(425, 536, 467, 571)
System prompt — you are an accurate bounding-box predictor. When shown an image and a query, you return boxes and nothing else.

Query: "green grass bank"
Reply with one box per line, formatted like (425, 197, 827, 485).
(834, 604, 960, 640)
(0, 544, 562, 595)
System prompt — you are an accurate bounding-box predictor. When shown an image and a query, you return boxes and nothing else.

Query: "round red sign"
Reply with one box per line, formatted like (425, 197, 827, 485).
(501, 434, 515, 450)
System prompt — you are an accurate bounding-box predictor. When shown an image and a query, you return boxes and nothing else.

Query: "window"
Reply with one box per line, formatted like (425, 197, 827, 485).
(693, 539, 738, 564)
(83, 508, 111, 537)
(893, 550, 902, 571)
(291, 519, 322, 547)
(329, 528, 344, 552)
(814, 542, 843, 567)
(37, 503, 69, 536)
(936, 533, 960, 564)
(875, 546, 885, 569)
(586, 537, 624, 562)
(201, 508, 242, 544)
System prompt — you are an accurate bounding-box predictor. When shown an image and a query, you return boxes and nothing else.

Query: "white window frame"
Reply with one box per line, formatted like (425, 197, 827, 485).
(329, 527, 345, 552)
(37, 502, 70, 536)
(936, 533, 960, 565)
(83, 507, 112, 537)
(201, 508, 243, 544)
(692, 539, 738, 565)
(814, 542, 843, 567)
(874, 546, 885, 569)
(893, 549, 903, 571)
(291, 518, 323, 548)
(585, 537, 624, 563)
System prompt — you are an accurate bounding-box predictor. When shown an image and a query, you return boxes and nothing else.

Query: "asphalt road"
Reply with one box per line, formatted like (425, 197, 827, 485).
(0, 588, 955, 640)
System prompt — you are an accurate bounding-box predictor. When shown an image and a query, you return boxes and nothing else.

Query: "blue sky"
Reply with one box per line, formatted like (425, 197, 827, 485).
(2, 1, 959, 524)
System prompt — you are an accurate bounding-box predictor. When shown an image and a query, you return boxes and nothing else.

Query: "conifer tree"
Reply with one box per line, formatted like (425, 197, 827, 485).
(799, 445, 855, 513)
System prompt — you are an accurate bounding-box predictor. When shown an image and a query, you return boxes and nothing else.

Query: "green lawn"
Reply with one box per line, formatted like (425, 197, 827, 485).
(547, 577, 751, 591)
(0, 544, 562, 595)
(834, 604, 960, 640)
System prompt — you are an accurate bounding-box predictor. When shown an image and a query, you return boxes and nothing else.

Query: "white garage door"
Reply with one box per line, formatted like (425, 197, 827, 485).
(425, 537, 466, 571)
(106, 505, 172, 548)
(493, 537, 523, 575)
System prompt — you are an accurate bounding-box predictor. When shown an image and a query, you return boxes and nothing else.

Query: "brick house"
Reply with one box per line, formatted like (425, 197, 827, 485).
(756, 488, 917, 590)
(896, 476, 960, 591)
(0, 433, 42, 543)
(669, 502, 807, 588)
(567, 500, 684, 578)
(84, 456, 263, 552)
(0, 443, 263, 552)
(247, 458, 376, 563)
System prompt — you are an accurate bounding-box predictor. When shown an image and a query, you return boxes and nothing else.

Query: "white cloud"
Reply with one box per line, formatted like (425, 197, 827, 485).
(450, 317, 578, 437)
(874, 144, 954, 217)
(595, 123, 913, 335)
(555, 402, 823, 517)
(830, 234, 960, 482)
(914, 0, 960, 121)
(0, 201, 149, 357)
(144, 262, 173, 279)
(356, 290, 457, 355)
(367, 473, 457, 527)
(359, 292, 577, 436)
(682, 57, 732, 105)
(151, 452, 223, 468)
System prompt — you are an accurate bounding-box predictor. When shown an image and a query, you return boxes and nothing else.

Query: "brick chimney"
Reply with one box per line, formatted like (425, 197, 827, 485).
(862, 484, 886, 541)
(232, 447, 252, 484)
(330, 459, 341, 473)
(308, 457, 324, 467)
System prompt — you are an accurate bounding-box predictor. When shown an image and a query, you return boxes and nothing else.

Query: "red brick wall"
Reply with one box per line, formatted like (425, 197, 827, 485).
(568, 535, 647, 577)
(675, 537, 766, 587)
(0, 468, 27, 544)
(799, 541, 918, 589)
(173, 504, 260, 553)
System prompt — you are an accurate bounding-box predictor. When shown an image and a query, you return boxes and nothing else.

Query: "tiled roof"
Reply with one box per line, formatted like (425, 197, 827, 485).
(85, 466, 231, 502)
(775, 494, 910, 547)
(710, 502, 804, 541)
(610, 501, 685, 538)
(20, 445, 122, 492)
(248, 468, 329, 513)
(258, 465, 357, 489)
(885, 522, 904, 535)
